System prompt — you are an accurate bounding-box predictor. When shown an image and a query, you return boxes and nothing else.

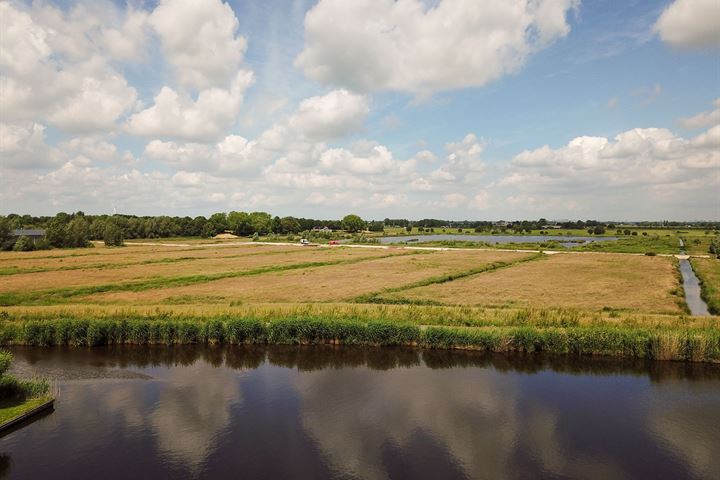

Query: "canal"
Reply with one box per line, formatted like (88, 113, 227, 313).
(2, 345, 719, 479)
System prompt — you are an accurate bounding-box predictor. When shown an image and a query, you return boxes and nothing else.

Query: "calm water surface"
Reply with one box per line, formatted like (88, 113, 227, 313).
(679, 259, 711, 316)
(378, 234, 618, 247)
(2, 346, 719, 480)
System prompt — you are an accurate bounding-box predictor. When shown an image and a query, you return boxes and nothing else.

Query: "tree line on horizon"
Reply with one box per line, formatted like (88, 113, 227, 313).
(1, 211, 718, 251)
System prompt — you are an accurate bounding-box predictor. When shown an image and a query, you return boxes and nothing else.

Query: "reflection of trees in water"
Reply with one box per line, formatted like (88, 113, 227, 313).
(0, 453, 11, 480)
(11, 345, 720, 381)
(6, 345, 720, 478)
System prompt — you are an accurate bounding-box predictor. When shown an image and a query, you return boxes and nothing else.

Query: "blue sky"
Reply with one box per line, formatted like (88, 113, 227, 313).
(1, 0, 719, 220)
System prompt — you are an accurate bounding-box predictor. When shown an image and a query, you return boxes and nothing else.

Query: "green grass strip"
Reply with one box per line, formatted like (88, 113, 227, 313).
(0, 396, 54, 425)
(690, 258, 720, 315)
(353, 253, 544, 304)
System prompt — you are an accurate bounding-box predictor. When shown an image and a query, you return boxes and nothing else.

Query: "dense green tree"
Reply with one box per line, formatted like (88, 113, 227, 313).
(249, 212, 272, 235)
(0, 217, 10, 247)
(45, 218, 68, 247)
(342, 214, 365, 232)
(12, 235, 34, 251)
(90, 217, 107, 239)
(103, 222, 124, 246)
(66, 216, 90, 247)
(280, 216, 302, 234)
(227, 211, 253, 236)
(367, 221, 384, 232)
(271, 216, 282, 234)
(208, 212, 228, 235)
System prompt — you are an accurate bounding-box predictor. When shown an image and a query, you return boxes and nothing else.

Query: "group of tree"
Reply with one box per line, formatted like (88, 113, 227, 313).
(0, 211, 357, 250)
(2, 211, 719, 252)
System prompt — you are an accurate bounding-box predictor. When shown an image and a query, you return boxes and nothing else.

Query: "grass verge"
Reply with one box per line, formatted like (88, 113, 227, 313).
(0, 396, 53, 425)
(690, 258, 720, 315)
(0, 349, 52, 428)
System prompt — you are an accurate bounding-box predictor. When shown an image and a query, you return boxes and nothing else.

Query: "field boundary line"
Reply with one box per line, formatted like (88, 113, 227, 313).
(352, 253, 546, 305)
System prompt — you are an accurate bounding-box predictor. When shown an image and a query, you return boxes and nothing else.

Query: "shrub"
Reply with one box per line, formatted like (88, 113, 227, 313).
(103, 223, 125, 247)
(0, 349, 50, 400)
(12, 236, 34, 252)
(0, 350, 12, 376)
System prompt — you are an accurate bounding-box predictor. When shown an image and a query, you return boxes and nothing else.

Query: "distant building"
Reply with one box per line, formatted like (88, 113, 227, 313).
(10, 229, 45, 240)
(312, 226, 332, 232)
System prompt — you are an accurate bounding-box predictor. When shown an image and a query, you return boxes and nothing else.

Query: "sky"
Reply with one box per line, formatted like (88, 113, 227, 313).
(0, 0, 719, 221)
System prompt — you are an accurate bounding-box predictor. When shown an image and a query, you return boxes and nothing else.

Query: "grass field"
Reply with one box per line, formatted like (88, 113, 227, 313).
(378, 253, 686, 314)
(691, 258, 720, 315)
(0, 241, 718, 361)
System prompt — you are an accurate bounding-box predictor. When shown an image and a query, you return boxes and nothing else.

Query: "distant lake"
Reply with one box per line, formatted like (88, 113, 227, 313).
(378, 234, 618, 248)
(3, 346, 719, 479)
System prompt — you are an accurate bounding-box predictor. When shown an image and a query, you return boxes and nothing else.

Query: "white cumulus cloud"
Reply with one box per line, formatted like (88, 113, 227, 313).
(126, 71, 254, 142)
(296, 0, 578, 94)
(148, 0, 248, 89)
(654, 0, 720, 49)
(679, 98, 720, 129)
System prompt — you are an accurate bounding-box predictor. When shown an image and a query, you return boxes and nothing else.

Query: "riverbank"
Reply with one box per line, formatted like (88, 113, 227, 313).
(0, 314, 718, 362)
(0, 349, 53, 433)
(0, 396, 54, 432)
(691, 258, 720, 315)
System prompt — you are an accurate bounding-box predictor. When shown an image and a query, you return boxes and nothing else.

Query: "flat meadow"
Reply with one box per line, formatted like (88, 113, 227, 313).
(0, 241, 718, 361)
(378, 253, 685, 314)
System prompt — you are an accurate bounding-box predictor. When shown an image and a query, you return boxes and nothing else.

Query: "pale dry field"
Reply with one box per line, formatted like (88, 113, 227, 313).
(380, 253, 684, 314)
(0, 243, 285, 271)
(0, 245, 403, 293)
(79, 250, 533, 304)
(0, 243, 691, 315)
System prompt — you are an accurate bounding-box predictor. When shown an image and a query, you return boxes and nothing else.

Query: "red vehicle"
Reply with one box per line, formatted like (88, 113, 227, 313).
(328, 240, 339, 245)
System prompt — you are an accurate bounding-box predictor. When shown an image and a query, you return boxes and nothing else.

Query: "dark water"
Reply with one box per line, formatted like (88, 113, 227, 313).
(2, 346, 720, 480)
(679, 259, 711, 316)
(378, 234, 618, 248)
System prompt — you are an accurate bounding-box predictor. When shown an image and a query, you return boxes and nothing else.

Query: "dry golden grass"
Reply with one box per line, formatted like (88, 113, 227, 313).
(80, 250, 531, 304)
(380, 253, 684, 314)
(0, 245, 401, 293)
(0, 242, 694, 316)
(0, 242, 281, 270)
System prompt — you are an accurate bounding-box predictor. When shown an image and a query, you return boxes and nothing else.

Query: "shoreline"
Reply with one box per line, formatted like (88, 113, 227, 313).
(1, 316, 718, 363)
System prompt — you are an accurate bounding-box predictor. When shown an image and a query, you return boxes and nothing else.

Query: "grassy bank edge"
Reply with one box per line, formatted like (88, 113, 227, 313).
(1, 317, 718, 363)
(690, 258, 720, 315)
(0, 396, 54, 427)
